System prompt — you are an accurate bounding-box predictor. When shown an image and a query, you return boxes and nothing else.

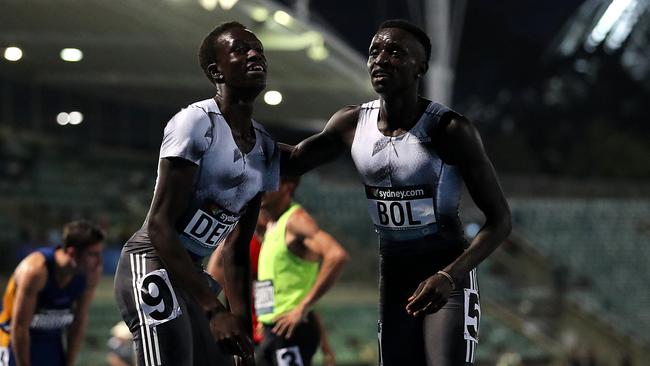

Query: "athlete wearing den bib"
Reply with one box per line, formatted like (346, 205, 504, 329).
(113, 21, 279, 366)
(0, 221, 104, 366)
(283, 19, 511, 365)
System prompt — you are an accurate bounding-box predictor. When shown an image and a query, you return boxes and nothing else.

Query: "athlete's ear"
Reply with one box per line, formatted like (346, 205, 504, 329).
(65, 246, 77, 260)
(207, 63, 224, 83)
(417, 62, 428, 78)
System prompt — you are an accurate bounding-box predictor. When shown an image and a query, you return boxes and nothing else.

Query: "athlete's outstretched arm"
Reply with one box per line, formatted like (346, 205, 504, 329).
(65, 265, 101, 366)
(11, 255, 48, 366)
(147, 157, 251, 357)
(282, 105, 360, 176)
(272, 208, 350, 338)
(407, 116, 511, 316)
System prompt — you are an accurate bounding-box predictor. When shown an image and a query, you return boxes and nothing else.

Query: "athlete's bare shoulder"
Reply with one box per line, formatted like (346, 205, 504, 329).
(434, 113, 486, 166)
(323, 104, 361, 146)
(14, 251, 48, 290)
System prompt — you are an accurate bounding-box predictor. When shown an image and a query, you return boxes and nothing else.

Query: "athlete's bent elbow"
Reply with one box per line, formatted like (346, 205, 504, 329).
(330, 247, 350, 265)
(495, 210, 512, 242)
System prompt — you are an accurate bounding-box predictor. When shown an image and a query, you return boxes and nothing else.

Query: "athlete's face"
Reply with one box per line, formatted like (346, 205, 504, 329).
(73, 242, 104, 274)
(261, 180, 295, 212)
(213, 27, 267, 94)
(261, 189, 283, 211)
(367, 28, 427, 95)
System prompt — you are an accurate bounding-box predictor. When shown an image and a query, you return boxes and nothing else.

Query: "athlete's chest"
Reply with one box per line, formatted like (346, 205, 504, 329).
(352, 132, 443, 186)
(198, 129, 268, 192)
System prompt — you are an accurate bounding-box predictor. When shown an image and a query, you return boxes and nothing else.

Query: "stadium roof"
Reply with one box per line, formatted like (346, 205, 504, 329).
(0, 0, 375, 130)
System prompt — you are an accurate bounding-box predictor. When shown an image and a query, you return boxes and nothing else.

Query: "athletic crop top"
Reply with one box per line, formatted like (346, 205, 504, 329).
(350, 99, 463, 240)
(158, 98, 280, 257)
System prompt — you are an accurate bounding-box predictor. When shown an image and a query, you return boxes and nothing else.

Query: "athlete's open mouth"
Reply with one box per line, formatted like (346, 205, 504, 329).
(247, 63, 266, 73)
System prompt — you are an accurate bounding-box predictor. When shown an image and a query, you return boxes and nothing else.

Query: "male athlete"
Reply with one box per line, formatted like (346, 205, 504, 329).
(113, 21, 279, 366)
(283, 19, 511, 365)
(0, 220, 104, 366)
(254, 176, 349, 366)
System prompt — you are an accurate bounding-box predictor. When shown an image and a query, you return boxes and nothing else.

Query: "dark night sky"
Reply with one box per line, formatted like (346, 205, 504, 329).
(283, 0, 586, 101)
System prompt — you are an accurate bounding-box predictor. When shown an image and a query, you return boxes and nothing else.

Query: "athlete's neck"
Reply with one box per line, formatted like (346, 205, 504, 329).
(268, 200, 292, 221)
(54, 248, 76, 286)
(378, 91, 426, 134)
(214, 91, 255, 132)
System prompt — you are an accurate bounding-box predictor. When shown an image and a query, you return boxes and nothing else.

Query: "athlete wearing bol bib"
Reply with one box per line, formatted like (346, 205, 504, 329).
(351, 99, 480, 365)
(114, 98, 279, 366)
(284, 19, 511, 366)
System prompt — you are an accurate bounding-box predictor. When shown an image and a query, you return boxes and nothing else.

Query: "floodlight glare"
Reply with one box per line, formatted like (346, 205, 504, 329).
(250, 6, 269, 22)
(273, 10, 293, 27)
(3, 47, 23, 61)
(264, 91, 282, 105)
(308, 44, 329, 61)
(60, 48, 83, 62)
(56, 112, 70, 125)
(69, 111, 84, 125)
(199, 0, 218, 11)
(219, 0, 238, 10)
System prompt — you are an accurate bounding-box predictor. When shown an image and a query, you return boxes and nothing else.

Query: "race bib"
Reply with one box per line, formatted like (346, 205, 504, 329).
(254, 280, 274, 315)
(276, 346, 304, 366)
(365, 185, 436, 229)
(0, 347, 9, 366)
(137, 269, 182, 326)
(464, 288, 480, 343)
(182, 205, 240, 250)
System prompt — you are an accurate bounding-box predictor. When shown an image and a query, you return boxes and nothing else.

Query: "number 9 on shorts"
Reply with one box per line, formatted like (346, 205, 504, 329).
(137, 269, 182, 326)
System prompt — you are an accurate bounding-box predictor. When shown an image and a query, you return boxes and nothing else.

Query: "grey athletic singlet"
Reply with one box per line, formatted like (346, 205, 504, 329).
(350, 99, 462, 240)
(158, 98, 280, 257)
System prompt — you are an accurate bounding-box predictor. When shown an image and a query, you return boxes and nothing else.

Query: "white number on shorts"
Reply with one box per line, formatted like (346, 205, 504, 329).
(464, 288, 480, 343)
(137, 269, 182, 326)
(276, 346, 304, 366)
(0, 347, 9, 366)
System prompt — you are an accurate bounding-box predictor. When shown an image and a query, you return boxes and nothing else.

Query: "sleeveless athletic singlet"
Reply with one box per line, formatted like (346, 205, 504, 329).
(351, 99, 462, 240)
(0, 247, 86, 366)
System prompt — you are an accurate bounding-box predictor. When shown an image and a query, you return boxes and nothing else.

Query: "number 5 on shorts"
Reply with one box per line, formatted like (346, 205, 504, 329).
(137, 269, 182, 326)
(464, 288, 480, 343)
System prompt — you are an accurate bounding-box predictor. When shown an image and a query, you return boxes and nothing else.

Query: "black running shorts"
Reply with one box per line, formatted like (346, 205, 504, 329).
(113, 230, 231, 366)
(255, 311, 320, 366)
(378, 232, 480, 366)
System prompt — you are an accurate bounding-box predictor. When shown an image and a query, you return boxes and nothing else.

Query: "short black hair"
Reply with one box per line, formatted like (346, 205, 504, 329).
(378, 19, 431, 63)
(280, 175, 301, 197)
(62, 220, 105, 252)
(198, 21, 247, 84)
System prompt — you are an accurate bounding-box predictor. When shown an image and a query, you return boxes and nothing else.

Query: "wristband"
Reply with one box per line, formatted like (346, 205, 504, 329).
(436, 270, 456, 291)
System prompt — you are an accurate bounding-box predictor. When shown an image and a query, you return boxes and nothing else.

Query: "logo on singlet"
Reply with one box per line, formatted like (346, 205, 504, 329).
(365, 185, 436, 229)
(182, 203, 240, 250)
(30, 309, 75, 330)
